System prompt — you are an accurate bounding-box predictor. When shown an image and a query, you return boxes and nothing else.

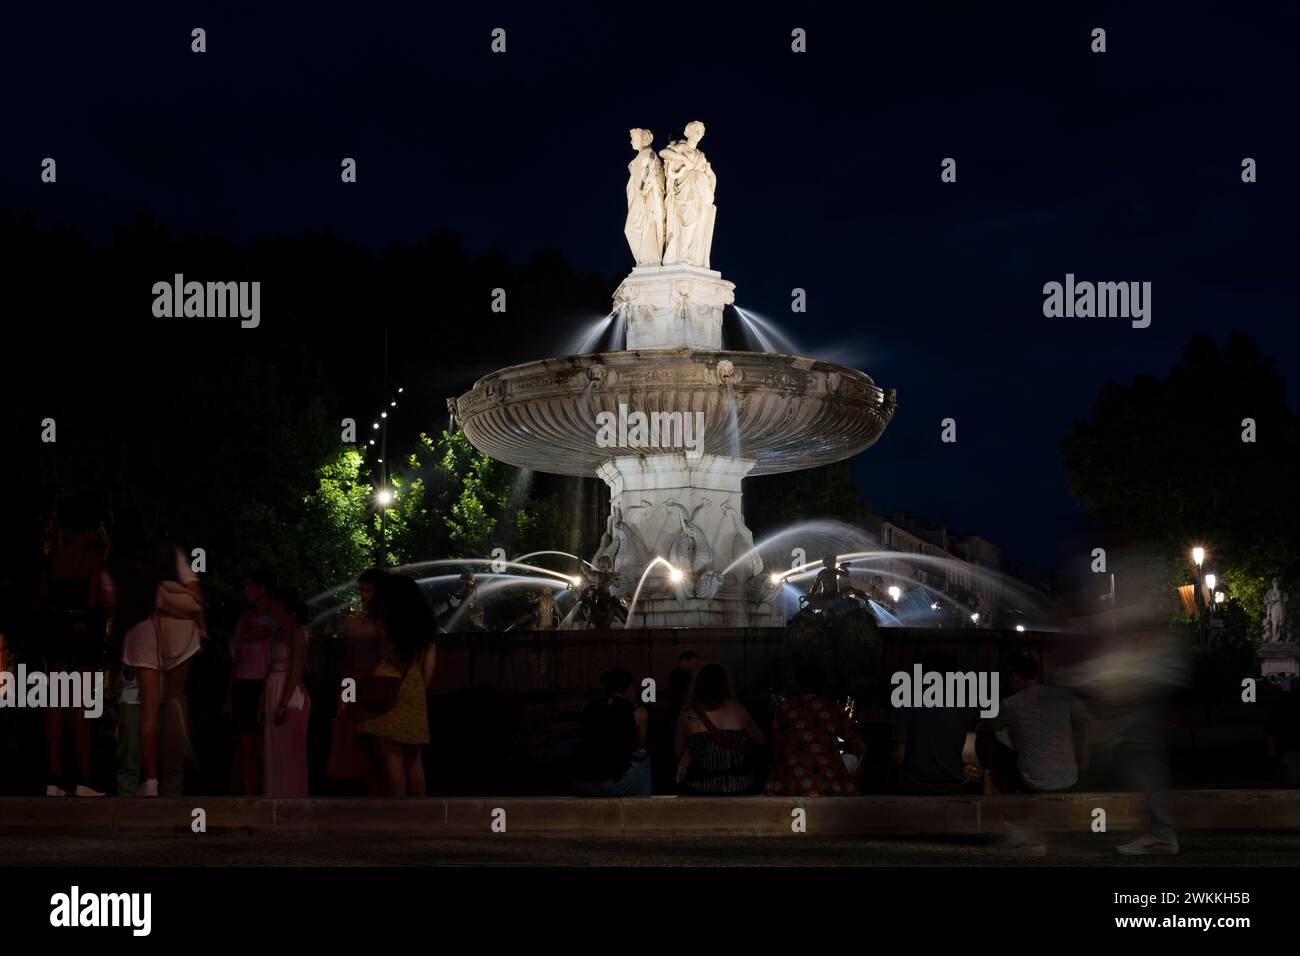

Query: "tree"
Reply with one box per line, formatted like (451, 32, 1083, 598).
(1061, 330, 1299, 640)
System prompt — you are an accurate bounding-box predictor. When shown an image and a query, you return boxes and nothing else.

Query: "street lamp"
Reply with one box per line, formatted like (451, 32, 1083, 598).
(1205, 573, 1216, 591)
(1190, 547, 1208, 649)
(377, 489, 394, 507)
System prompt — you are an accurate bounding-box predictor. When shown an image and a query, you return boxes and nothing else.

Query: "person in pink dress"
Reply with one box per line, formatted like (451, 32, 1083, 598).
(263, 587, 311, 797)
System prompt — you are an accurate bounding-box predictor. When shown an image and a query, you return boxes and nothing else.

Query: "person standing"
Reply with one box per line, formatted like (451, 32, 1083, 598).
(262, 587, 310, 797)
(104, 510, 204, 798)
(41, 494, 107, 797)
(225, 571, 277, 795)
(359, 576, 436, 798)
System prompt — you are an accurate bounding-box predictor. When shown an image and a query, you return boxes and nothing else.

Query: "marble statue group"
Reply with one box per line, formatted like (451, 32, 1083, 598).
(624, 122, 717, 269)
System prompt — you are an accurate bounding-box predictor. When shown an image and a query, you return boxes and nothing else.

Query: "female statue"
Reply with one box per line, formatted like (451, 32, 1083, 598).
(659, 121, 717, 268)
(624, 128, 665, 266)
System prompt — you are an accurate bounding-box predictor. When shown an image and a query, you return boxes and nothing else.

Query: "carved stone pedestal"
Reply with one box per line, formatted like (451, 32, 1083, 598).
(1258, 641, 1300, 679)
(592, 452, 782, 627)
(614, 265, 735, 351)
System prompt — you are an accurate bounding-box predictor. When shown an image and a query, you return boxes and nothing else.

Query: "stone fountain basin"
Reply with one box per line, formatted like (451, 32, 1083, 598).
(454, 349, 896, 478)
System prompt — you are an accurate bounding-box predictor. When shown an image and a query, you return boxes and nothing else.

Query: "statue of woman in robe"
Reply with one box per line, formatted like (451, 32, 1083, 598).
(659, 121, 717, 268)
(624, 128, 665, 266)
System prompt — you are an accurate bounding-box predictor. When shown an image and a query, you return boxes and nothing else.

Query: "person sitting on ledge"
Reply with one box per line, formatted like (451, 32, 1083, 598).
(977, 651, 1091, 794)
(676, 663, 766, 795)
(765, 654, 865, 796)
(570, 667, 651, 796)
(893, 651, 980, 796)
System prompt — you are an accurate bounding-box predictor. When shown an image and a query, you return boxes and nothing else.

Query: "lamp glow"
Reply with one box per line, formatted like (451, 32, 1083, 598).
(376, 489, 393, 506)
(970, 612, 980, 623)
(1205, 573, 1216, 591)
(1015, 624, 1026, 632)
(669, 566, 684, 584)
(1192, 547, 1205, 567)
(887, 586, 901, 602)
(1215, 591, 1225, 604)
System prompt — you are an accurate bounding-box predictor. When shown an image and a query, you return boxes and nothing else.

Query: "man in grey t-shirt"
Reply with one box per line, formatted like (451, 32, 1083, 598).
(986, 654, 1090, 792)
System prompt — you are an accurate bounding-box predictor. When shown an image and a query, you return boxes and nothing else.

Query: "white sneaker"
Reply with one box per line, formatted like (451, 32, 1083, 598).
(74, 785, 106, 797)
(136, 778, 159, 797)
(45, 784, 67, 797)
(1117, 833, 1179, 856)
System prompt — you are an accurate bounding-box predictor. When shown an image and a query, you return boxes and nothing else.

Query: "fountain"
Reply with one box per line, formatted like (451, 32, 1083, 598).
(452, 122, 897, 626)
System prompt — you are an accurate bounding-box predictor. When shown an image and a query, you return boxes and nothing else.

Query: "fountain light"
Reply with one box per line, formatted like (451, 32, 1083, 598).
(770, 572, 783, 585)
(1192, 547, 1205, 567)
(887, 586, 901, 602)
(930, 602, 941, 611)
(970, 612, 980, 624)
(669, 566, 684, 584)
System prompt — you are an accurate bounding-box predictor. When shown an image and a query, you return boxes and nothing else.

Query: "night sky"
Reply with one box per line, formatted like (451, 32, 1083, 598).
(4, 1, 1297, 569)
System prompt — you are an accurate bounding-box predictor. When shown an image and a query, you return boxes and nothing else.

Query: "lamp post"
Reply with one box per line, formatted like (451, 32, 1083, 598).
(1191, 547, 1208, 651)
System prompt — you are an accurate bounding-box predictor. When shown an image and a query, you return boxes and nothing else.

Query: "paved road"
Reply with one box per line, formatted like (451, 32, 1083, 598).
(2, 829, 1297, 867)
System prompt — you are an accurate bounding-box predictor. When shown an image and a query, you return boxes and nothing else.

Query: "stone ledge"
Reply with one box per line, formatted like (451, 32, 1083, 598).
(1, 791, 1297, 836)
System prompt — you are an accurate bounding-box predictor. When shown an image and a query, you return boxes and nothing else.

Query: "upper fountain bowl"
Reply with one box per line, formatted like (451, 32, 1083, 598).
(453, 349, 897, 478)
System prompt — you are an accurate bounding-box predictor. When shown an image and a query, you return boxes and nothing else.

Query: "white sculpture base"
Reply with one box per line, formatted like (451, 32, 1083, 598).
(1258, 642, 1300, 679)
(592, 452, 784, 627)
(613, 265, 735, 351)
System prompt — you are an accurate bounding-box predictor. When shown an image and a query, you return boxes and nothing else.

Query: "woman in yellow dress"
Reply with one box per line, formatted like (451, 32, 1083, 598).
(359, 575, 436, 797)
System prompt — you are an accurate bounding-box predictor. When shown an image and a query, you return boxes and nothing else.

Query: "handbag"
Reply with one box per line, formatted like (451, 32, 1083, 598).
(326, 714, 372, 780)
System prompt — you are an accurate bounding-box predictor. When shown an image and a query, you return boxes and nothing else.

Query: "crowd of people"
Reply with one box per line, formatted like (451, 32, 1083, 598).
(1, 496, 440, 799)
(0, 497, 1187, 853)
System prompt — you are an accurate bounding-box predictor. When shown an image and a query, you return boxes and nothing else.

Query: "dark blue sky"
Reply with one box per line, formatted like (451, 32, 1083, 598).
(4, 1, 1296, 567)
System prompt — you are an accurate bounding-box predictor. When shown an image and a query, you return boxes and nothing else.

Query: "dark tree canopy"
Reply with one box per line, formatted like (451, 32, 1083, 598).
(1060, 330, 1298, 632)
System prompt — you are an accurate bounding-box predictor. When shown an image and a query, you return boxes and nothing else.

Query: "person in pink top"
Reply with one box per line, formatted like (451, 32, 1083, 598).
(224, 571, 278, 795)
(263, 587, 311, 797)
